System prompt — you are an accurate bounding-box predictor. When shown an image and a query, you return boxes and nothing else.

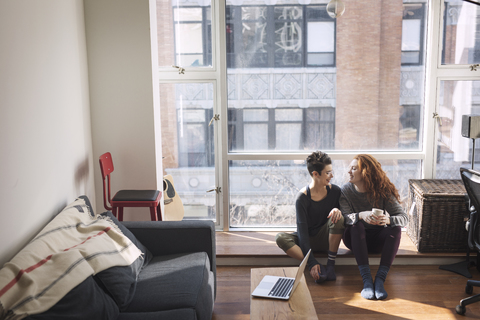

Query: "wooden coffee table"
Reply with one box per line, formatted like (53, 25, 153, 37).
(250, 267, 317, 319)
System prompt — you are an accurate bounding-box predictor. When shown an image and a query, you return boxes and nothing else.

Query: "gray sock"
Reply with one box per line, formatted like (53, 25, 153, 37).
(358, 264, 375, 300)
(374, 265, 389, 300)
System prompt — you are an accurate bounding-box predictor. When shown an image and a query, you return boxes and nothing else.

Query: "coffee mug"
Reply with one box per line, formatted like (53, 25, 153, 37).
(372, 208, 384, 216)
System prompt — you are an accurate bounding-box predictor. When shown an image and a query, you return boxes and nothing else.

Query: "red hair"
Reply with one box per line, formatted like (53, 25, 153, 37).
(354, 154, 400, 207)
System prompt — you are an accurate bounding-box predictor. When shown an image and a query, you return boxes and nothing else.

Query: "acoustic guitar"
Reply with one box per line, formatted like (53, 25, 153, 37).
(163, 175, 184, 221)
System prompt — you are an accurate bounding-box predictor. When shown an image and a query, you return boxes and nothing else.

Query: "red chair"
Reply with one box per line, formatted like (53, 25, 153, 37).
(99, 152, 162, 221)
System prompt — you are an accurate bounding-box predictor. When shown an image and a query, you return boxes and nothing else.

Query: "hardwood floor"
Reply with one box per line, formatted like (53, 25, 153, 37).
(212, 265, 480, 319)
(212, 231, 480, 319)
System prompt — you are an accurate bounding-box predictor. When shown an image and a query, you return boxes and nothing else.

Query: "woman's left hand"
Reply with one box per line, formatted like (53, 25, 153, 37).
(372, 211, 390, 226)
(327, 208, 342, 224)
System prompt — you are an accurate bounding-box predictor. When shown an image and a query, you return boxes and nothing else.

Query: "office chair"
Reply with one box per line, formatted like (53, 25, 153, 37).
(456, 167, 480, 315)
(99, 152, 162, 221)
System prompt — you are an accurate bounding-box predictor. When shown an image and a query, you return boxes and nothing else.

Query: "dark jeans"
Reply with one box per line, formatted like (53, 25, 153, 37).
(343, 222, 402, 267)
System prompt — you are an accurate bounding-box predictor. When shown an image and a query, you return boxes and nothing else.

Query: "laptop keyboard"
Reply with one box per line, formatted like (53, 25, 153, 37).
(268, 278, 294, 298)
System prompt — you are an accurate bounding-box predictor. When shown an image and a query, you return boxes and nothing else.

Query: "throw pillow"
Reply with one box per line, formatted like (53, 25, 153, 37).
(94, 211, 152, 311)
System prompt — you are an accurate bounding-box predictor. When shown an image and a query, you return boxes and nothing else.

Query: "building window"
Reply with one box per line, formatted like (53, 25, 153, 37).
(226, 5, 335, 68)
(177, 108, 214, 167)
(401, 3, 425, 65)
(173, 6, 212, 67)
(228, 106, 335, 152)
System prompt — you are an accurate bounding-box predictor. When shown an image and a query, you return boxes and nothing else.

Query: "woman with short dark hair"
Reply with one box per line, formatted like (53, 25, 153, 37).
(340, 154, 408, 300)
(276, 151, 344, 283)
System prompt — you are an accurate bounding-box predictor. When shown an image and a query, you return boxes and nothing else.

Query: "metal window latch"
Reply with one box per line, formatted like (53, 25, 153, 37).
(471, 64, 479, 71)
(172, 65, 185, 74)
(206, 187, 221, 194)
(208, 114, 220, 126)
(433, 112, 443, 126)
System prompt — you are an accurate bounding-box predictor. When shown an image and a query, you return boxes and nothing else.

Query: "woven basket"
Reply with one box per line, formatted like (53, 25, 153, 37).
(406, 179, 469, 252)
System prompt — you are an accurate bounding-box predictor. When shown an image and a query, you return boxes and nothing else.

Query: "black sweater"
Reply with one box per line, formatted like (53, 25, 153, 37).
(295, 184, 341, 270)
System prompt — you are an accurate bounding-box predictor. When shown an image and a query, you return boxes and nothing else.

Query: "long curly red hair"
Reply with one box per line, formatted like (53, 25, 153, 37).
(354, 154, 400, 207)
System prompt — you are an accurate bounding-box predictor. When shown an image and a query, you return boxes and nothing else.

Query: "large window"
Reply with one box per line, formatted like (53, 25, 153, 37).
(157, 0, 479, 230)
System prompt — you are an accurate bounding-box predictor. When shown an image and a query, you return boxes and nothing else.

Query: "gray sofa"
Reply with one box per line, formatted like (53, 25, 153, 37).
(120, 219, 216, 319)
(18, 196, 216, 320)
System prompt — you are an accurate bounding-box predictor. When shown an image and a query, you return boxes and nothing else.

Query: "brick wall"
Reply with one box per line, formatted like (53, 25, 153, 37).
(336, 0, 403, 150)
(157, 0, 178, 174)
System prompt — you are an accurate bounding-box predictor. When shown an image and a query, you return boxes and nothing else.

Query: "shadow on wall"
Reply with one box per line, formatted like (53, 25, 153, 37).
(75, 156, 90, 196)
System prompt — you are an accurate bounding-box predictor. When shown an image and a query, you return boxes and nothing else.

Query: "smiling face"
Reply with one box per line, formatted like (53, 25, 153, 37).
(347, 159, 363, 185)
(313, 164, 334, 186)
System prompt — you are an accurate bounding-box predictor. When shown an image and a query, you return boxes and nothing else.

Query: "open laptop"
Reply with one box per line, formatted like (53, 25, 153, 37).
(251, 249, 311, 300)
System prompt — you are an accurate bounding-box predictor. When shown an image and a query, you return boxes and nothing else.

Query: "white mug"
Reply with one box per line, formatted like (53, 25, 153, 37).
(372, 208, 384, 216)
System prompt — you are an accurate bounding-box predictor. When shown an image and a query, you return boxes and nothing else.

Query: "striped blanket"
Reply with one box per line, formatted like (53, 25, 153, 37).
(0, 197, 142, 320)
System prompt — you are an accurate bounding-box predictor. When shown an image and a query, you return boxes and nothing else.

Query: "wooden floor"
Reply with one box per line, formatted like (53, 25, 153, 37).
(212, 265, 480, 319)
(212, 231, 480, 319)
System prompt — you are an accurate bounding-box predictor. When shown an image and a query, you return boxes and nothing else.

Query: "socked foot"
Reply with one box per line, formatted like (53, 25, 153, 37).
(374, 279, 388, 300)
(315, 264, 327, 284)
(326, 265, 336, 281)
(361, 282, 375, 300)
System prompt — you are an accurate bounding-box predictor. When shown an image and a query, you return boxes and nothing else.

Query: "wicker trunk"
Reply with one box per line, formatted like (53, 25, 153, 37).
(406, 179, 469, 252)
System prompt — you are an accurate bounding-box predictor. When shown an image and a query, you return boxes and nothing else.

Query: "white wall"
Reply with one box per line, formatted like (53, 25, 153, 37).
(84, 0, 162, 220)
(0, 0, 95, 266)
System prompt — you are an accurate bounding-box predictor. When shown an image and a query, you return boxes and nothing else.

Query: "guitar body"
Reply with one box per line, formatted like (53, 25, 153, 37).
(163, 175, 184, 221)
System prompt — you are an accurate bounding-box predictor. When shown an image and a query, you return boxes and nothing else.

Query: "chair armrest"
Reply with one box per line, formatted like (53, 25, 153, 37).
(121, 220, 216, 277)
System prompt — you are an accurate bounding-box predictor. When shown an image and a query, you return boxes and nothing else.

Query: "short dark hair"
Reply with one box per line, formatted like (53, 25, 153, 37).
(306, 151, 331, 176)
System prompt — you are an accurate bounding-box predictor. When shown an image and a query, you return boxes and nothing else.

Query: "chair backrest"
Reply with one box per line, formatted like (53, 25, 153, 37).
(99, 152, 114, 211)
(460, 168, 480, 251)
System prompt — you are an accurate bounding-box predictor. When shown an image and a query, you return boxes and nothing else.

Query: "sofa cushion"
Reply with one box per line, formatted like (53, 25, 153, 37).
(125, 252, 214, 320)
(94, 211, 153, 310)
(24, 276, 119, 320)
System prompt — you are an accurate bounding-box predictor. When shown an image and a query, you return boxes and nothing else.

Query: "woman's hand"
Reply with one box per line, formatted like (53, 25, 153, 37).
(374, 211, 391, 226)
(361, 210, 391, 226)
(310, 264, 321, 280)
(359, 211, 374, 224)
(327, 208, 342, 223)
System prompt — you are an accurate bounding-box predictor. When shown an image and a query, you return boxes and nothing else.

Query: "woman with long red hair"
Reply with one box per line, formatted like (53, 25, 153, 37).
(340, 154, 408, 300)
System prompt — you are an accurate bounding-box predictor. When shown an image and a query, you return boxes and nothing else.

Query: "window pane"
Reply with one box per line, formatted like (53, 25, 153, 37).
(402, 19, 421, 51)
(275, 108, 302, 121)
(401, 51, 420, 64)
(159, 82, 215, 221)
(442, 0, 480, 65)
(229, 159, 422, 227)
(308, 22, 334, 52)
(436, 80, 480, 178)
(276, 123, 301, 150)
(157, 1, 212, 68)
(244, 123, 268, 150)
(174, 7, 202, 21)
(308, 53, 334, 66)
(244, 109, 268, 121)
